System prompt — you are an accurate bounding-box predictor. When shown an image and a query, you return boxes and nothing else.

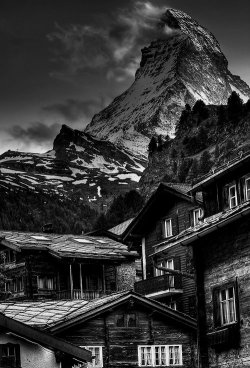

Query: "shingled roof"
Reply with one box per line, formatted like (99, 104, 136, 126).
(0, 231, 138, 260)
(109, 218, 135, 236)
(0, 291, 196, 333)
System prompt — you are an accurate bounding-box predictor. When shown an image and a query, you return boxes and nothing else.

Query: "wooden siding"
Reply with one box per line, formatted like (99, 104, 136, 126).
(194, 215, 250, 367)
(141, 198, 196, 316)
(59, 306, 197, 368)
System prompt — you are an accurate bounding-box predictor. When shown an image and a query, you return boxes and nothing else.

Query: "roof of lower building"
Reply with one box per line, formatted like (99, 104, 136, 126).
(0, 291, 197, 333)
(0, 231, 138, 260)
(109, 218, 135, 236)
(153, 201, 250, 255)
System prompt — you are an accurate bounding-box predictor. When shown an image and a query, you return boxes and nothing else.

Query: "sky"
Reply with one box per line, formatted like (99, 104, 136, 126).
(0, 0, 250, 154)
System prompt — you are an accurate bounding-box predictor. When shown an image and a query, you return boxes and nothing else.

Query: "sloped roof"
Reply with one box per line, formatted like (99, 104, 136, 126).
(123, 182, 202, 240)
(109, 218, 135, 236)
(153, 201, 250, 255)
(0, 231, 138, 260)
(191, 152, 250, 192)
(0, 292, 126, 328)
(0, 291, 197, 333)
(0, 313, 92, 363)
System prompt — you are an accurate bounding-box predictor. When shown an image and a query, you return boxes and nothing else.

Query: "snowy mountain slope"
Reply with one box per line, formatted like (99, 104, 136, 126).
(85, 8, 250, 157)
(0, 125, 146, 208)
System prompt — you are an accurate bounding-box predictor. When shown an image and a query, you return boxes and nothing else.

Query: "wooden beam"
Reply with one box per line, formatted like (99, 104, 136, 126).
(80, 263, 83, 298)
(69, 263, 73, 299)
(155, 266, 195, 279)
(142, 237, 146, 280)
(0, 313, 92, 362)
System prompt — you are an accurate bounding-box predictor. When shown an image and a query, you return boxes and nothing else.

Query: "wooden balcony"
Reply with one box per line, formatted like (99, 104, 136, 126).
(134, 274, 183, 299)
(56, 289, 107, 300)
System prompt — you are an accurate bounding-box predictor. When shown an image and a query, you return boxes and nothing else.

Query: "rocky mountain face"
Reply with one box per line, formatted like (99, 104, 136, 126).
(85, 9, 250, 158)
(0, 125, 145, 211)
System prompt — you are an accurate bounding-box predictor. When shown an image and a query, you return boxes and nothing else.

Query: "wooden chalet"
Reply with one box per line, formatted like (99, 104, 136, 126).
(0, 311, 91, 368)
(122, 183, 202, 316)
(155, 153, 250, 367)
(0, 290, 197, 368)
(0, 232, 138, 301)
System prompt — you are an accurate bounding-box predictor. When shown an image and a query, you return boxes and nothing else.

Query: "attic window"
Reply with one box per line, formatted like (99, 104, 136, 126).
(73, 238, 91, 243)
(30, 235, 49, 241)
(228, 185, 238, 209)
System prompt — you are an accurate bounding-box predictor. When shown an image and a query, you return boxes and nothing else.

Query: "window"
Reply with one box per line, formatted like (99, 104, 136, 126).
(245, 178, 250, 201)
(0, 343, 20, 367)
(155, 259, 174, 288)
(213, 283, 238, 327)
(193, 208, 202, 226)
(228, 185, 238, 208)
(219, 286, 236, 326)
(138, 345, 182, 366)
(82, 347, 103, 368)
(13, 277, 24, 293)
(116, 313, 136, 327)
(1, 250, 16, 264)
(162, 219, 172, 238)
(37, 276, 55, 290)
(167, 301, 177, 310)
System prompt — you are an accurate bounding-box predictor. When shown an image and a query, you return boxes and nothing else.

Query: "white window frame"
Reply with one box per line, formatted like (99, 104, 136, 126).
(167, 301, 177, 310)
(138, 345, 182, 366)
(193, 208, 202, 226)
(163, 219, 172, 238)
(219, 286, 237, 326)
(228, 184, 238, 209)
(245, 178, 250, 201)
(81, 346, 103, 368)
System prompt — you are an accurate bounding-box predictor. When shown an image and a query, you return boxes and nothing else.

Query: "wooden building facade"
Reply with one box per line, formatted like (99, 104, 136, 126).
(155, 153, 250, 367)
(0, 291, 197, 368)
(0, 232, 138, 301)
(123, 183, 202, 316)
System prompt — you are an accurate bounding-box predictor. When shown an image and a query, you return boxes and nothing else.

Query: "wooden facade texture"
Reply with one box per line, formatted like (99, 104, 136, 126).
(55, 297, 197, 368)
(124, 184, 199, 316)
(0, 233, 138, 301)
(184, 153, 250, 367)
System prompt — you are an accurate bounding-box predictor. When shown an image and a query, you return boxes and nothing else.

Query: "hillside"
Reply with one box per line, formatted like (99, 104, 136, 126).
(140, 94, 250, 198)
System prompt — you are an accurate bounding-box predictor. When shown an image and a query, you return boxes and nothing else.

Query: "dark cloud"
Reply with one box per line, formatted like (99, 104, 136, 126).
(8, 122, 60, 144)
(43, 98, 109, 123)
(47, 1, 174, 82)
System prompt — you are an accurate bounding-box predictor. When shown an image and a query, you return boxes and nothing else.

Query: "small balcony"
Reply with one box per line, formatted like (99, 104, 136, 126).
(134, 274, 183, 299)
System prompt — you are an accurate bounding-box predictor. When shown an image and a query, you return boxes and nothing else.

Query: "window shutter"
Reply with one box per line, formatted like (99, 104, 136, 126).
(161, 221, 165, 239)
(174, 256, 181, 271)
(234, 278, 240, 323)
(15, 344, 21, 367)
(212, 288, 221, 327)
(239, 177, 246, 202)
(188, 210, 193, 227)
(222, 185, 229, 210)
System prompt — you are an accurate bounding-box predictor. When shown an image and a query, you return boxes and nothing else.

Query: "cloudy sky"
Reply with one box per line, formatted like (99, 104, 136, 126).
(0, 0, 250, 154)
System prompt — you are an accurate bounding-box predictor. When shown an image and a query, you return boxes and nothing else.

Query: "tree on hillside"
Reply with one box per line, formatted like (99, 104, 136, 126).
(227, 91, 243, 121)
(192, 100, 209, 121)
(199, 151, 212, 176)
(148, 136, 157, 153)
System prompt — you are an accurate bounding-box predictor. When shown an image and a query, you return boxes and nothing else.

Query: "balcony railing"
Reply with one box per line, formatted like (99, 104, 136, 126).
(56, 289, 107, 300)
(134, 274, 182, 298)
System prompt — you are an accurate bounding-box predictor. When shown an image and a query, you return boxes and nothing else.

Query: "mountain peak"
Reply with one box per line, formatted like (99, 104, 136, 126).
(85, 9, 250, 157)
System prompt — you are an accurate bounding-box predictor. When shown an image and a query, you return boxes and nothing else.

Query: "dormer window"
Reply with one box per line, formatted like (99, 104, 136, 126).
(162, 219, 172, 238)
(193, 208, 203, 226)
(245, 178, 250, 201)
(228, 185, 238, 208)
